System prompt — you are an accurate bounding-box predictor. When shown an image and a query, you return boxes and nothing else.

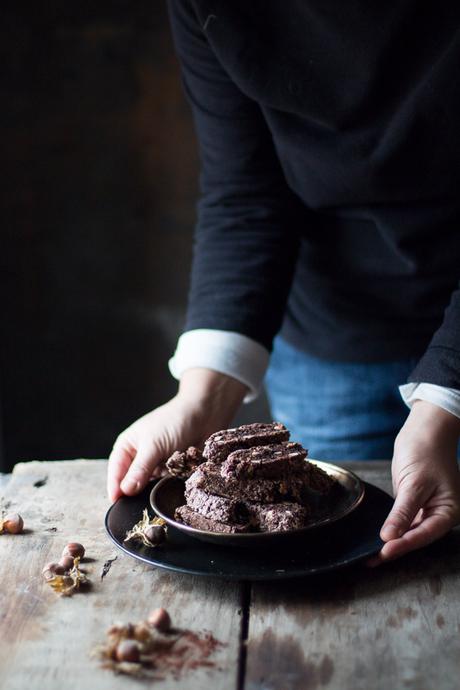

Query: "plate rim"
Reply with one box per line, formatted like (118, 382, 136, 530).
(150, 459, 365, 542)
(104, 479, 388, 580)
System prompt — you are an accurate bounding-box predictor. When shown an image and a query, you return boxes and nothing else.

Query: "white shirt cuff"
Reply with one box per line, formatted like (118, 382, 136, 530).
(168, 329, 270, 404)
(399, 382, 460, 419)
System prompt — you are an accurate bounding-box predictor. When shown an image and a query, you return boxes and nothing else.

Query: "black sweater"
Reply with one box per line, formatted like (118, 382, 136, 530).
(168, 0, 460, 388)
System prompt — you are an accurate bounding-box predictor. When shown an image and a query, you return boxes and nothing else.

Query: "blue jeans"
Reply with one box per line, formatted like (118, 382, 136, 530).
(265, 336, 418, 460)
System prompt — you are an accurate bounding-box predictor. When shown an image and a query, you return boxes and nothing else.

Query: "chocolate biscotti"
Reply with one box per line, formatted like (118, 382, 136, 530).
(184, 485, 249, 525)
(185, 462, 307, 504)
(171, 421, 337, 534)
(175, 505, 251, 533)
(175, 497, 309, 533)
(165, 446, 204, 479)
(203, 422, 290, 463)
(247, 501, 310, 532)
(220, 442, 307, 480)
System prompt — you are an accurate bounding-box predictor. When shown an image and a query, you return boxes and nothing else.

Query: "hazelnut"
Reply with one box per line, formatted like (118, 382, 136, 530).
(62, 542, 85, 559)
(2, 513, 24, 534)
(59, 555, 75, 571)
(144, 525, 166, 546)
(147, 607, 171, 632)
(42, 562, 66, 579)
(115, 639, 140, 663)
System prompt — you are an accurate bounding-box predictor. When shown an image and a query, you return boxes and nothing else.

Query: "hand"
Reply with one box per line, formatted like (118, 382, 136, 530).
(368, 400, 460, 566)
(107, 368, 248, 503)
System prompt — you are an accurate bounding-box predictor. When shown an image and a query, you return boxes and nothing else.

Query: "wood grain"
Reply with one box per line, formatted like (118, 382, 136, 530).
(3, 459, 459, 690)
(245, 462, 460, 690)
(0, 460, 241, 690)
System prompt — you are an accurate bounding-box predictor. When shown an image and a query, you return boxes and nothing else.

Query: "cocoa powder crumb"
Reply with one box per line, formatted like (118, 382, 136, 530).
(94, 612, 224, 680)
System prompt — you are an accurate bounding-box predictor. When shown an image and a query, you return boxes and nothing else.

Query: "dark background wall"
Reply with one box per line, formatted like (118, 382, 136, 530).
(0, 2, 268, 472)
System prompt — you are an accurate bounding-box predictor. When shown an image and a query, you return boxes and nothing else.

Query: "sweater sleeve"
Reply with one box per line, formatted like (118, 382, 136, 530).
(407, 281, 460, 389)
(168, 328, 270, 403)
(400, 382, 460, 419)
(167, 0, 302, 351)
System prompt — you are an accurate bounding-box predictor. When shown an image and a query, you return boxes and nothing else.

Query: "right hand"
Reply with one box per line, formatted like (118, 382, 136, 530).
(107, 368, 248, 503)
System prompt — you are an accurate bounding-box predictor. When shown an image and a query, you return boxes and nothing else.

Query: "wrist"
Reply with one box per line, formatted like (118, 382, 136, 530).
(177, 367, 247, 421)
(398, 400, 460, 456)
(410, 399, 460, 437)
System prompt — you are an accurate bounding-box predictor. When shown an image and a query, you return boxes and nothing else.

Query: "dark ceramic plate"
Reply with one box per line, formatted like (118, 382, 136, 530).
(105, 480, 393, 580)
(150, 461, 365, 547)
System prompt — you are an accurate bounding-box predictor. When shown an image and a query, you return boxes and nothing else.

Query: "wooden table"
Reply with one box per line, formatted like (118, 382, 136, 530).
(0, 459, 459, 690)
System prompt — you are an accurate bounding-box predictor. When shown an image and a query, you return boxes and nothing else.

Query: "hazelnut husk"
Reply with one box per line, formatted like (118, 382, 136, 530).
(147, 608, 171, 632)
(124, 509, 167, 547)
(43, 556, 88, 595)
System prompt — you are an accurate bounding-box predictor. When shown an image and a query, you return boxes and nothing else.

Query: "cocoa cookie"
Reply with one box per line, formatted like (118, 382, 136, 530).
(171, 421, 338, 535)
(184, 485, 249, 524)
(186, 462, 307, 504)
(296, 461, 337, 496)
(175, 505, 250, 533)
(203, 422, 289, 463)
(166, 447, 204, 479)
(247, 501, 310, 531)
(221, 442, 307, 480)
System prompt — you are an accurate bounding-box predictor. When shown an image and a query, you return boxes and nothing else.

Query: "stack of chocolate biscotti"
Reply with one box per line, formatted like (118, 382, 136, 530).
(166, 422, 336, 534)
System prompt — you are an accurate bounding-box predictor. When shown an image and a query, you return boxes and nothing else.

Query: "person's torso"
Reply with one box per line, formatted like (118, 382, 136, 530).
(192, 1, 460, 357)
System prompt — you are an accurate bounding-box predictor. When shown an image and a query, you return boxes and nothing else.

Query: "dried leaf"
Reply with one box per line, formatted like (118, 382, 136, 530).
(100, 556, 117, 581)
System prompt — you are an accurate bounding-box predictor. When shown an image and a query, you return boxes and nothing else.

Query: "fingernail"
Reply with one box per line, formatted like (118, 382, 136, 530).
(120, 477, 140, 494)
(381, 524, 402, 541)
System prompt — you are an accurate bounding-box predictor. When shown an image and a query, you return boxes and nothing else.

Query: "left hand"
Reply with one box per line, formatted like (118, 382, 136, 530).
(368, 399, 460, 566)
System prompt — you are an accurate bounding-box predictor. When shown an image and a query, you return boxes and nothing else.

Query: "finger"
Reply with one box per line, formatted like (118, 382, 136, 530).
(151, 465, 166, 479)
(120, 444, 163, 495)
(410, 508, 425, 529)
(366, 508, 426, 567)
(370, 512, 452, 565)
(107, 444, 135, 503)
(380, 482, 429, 542)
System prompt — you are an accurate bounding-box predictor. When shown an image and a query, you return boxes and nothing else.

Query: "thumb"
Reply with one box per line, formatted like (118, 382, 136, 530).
(380, 481, 428, 541)
(120, 444, 164, 496)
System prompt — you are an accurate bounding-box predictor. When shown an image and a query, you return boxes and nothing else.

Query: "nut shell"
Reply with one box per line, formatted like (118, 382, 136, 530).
(42, 562, 66, 578)
(59, 555, 75, 571)
(144, 525, 166, 546)
(147, 607, 171, 632)
(115, 639, 140, 663)
(2, 513, 24, 534)
(62, 542, 85, 559)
